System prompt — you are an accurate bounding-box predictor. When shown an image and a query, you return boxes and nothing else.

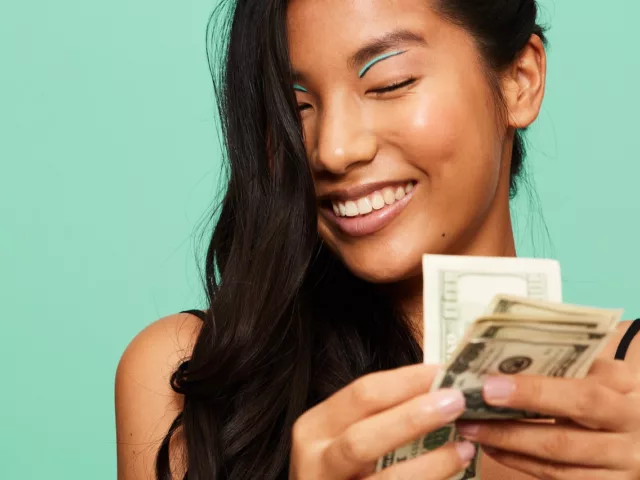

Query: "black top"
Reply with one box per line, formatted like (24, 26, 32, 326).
(181, 309, 207, 321)
(616, 318, 640, 360)
(181, 310, 640, 361)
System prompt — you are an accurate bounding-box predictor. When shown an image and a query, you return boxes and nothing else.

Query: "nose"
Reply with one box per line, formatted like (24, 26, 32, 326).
(310, 95, 377, 175)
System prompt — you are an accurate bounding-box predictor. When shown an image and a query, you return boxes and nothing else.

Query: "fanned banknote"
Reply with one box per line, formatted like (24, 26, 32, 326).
(377, 255, 563, 477)
(376, 255, 621, 479)
(422, 255, 563, 365)
(433, 314, 619, 421)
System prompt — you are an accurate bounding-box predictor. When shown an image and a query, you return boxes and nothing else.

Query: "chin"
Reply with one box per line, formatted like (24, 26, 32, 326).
(318, 210, 461, 284)
(331, 243, 426, 285)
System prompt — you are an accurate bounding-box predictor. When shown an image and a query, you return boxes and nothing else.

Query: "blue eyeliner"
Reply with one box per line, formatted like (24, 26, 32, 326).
(359, 50, 407, 78)
(293, 84, 308, 92)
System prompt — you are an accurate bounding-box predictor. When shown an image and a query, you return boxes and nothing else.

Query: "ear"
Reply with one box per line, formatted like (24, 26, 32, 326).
(500, 33, 547, 129)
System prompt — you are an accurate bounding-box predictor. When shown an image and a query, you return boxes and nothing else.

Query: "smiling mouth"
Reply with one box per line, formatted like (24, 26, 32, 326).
(320, 181, 416, 237)
(322, 182, 415, 218)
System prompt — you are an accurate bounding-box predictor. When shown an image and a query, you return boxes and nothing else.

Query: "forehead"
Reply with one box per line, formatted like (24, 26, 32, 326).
(286, 0, 439, 64)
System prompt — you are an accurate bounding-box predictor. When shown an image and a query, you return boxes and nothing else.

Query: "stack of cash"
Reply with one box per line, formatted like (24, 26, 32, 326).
(376, 255, 622, 479)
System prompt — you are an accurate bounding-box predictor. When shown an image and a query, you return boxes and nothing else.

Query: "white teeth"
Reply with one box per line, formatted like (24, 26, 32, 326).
(330, 183, 415, 217)
(371, 192, 385, 210)
(345, 201, 359, 217)
(356, 197, 373, 215)
(383, 188, 396, 205)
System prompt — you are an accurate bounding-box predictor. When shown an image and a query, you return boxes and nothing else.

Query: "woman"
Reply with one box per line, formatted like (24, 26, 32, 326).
(115, 0, 640, 478)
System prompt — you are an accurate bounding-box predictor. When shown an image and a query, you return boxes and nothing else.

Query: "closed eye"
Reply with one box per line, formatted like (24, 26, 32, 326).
(370, 77, 416, 95)
(298, 103, 312, 112)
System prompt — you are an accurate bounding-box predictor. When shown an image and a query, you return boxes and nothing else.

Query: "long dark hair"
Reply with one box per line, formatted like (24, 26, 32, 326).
(156, 1, 548, 478)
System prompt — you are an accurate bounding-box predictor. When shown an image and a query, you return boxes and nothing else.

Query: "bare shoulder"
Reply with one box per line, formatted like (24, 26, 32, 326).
(600, 319, 640, 365)
(115, 311, 203, 480)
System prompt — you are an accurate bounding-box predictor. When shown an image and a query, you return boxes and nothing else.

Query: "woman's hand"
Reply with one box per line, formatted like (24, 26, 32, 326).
(456, 358, 640, 479)
(289, 364, 476, 480)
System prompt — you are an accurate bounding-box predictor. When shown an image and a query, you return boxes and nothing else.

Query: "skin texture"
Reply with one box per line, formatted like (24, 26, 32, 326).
(115, 313, 197, 479)
(115, 0, 640, 479)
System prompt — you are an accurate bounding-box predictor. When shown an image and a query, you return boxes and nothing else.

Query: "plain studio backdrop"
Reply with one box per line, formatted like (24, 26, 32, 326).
(1, 0, 638, 477)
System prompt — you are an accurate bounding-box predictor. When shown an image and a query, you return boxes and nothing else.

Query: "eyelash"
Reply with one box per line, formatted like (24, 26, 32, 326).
(370, 77, 416, 95)
(296, 77, 416, 111)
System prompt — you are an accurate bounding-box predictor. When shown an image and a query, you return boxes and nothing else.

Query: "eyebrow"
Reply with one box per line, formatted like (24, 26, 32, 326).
(290, 29, 426, 85)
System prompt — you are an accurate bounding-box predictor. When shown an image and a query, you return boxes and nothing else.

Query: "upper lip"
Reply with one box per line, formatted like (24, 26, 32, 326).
(317, 180, 415, 203)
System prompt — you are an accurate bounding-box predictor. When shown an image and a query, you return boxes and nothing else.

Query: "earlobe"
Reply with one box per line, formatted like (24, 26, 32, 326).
(501, 34, 547, 130)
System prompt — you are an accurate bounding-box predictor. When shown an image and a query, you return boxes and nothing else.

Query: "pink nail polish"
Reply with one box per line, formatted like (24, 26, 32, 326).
(456, 441, 476, 463)
(483, 376, 515, 404)
(432, 389, 465, 418)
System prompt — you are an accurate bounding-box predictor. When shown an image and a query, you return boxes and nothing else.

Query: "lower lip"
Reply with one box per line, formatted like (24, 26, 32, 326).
(323, 187, 416, 237)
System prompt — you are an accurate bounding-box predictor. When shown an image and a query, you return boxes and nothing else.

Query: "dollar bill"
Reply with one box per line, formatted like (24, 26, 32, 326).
(422, 255, 563, 364)
(434, 322, 617, 420)
(376, 424, 470, 472)
(421, 298, 618, 472)
(486, 295, 621, 332)
(376, 255, 563, 478)
(466, 318, 609, 345)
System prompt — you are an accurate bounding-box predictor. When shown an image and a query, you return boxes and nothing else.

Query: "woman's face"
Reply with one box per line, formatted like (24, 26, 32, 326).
(286, 0, 529, 284)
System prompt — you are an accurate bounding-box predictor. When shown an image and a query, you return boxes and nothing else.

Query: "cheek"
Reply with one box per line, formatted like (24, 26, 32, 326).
(386, 93, 463, 178)
(389, 86, 502, 194)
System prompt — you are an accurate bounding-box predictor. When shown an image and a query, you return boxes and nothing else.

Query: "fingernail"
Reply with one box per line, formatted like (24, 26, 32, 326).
(483, 376, 515, 405)
(456, 423, 479, 439)
(433, 389, 465, 418)
(456, 441, 476, 463)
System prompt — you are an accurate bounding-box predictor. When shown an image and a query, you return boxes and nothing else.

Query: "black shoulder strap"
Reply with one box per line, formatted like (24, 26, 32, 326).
(180, 309, 206, 322)
(615, 318, 640, 360)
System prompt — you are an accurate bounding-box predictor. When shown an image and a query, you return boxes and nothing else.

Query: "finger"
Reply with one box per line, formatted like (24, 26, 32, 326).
(456, 421, 631, 470)
(324, 389, 465, 476)
(308, 364, 442, 435)
(481, 374, 637, 431)
(587, 358, 639, 394)
(482, 447, 628, 480)
(365, 442, 476, 480)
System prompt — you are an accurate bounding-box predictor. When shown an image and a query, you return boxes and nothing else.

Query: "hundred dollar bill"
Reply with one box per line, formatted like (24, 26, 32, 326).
(376, 255, 563, 478)
(377, 301, 621, 473)
(376, 424, 471, 472)
(466, 318, 611, 344)
(486, 295, 621, 332)
(423, 255, 563, 364)
(433, 310, 621, 420)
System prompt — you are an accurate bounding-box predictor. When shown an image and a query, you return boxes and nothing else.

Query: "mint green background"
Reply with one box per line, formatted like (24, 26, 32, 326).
(1, 0, 638, 478)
